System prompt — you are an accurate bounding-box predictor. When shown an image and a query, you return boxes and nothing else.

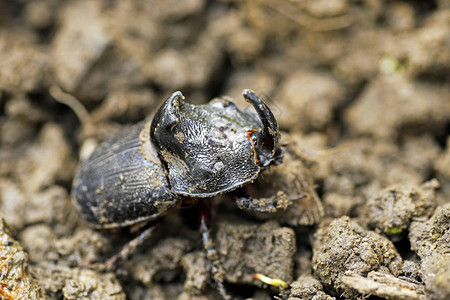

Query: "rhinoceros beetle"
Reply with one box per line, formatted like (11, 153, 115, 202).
(72, 89, 282, 228)
(71, 89, 283, 298)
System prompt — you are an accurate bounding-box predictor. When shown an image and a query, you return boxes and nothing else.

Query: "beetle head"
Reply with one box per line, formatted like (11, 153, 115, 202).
(150, 90, 281, 197)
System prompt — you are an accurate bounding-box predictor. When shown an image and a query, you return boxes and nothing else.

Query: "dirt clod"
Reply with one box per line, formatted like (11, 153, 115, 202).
(62, 269, 125, 300)
(421, 253, 450, 300)
(32, 264, 125, 300)
(127, 237, 191, 286)
(0, 218, 44, 299)
(215, 219, 296, 285)
(344, 75, 450, 140)
(361, 179, 438, 235)
(288, 274, 335, 300)
(275, 68, 346, 132)
(312, 216, 402, 298)
(409, 203, 450, 259)
(181, 251, 210, 295)
(341, 271, 427, 300)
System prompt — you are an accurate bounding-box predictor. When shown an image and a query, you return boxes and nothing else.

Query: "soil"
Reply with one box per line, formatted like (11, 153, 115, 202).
(0, 0, 449, 299)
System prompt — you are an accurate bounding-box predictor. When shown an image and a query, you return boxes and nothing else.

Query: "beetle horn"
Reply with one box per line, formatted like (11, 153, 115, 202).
(153, 91, 184, 129)
(165, 91, 184, 115)
(150, 91, 185, 154)
(242, 89, 279, 166)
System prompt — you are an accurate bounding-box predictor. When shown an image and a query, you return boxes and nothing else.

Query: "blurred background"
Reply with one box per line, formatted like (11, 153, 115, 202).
(0, 0, 449, 299)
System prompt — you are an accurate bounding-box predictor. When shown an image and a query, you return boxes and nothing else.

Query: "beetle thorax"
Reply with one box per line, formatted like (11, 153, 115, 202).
(150, 90, 280, 197)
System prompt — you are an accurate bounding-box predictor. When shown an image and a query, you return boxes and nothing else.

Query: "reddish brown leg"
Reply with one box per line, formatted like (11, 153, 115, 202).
(198, 200, 232, 300)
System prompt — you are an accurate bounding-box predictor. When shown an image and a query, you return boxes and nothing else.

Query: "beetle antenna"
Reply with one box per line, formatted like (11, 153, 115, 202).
(242, 89, 279, 167)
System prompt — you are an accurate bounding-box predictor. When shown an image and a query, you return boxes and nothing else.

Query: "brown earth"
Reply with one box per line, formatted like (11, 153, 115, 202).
(0, 0, 449, 299)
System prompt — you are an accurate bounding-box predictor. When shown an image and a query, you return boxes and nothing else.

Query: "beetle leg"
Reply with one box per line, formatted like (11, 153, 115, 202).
(235, 195, 282, 213)
(198, 200, 232, 300)
(235, 186, 306, 213)
(242, 89, 279, 167)
(89, 225, 157, 272)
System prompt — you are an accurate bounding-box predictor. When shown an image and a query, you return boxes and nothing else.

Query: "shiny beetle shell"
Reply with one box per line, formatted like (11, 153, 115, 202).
(72, 90, 282, 228)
